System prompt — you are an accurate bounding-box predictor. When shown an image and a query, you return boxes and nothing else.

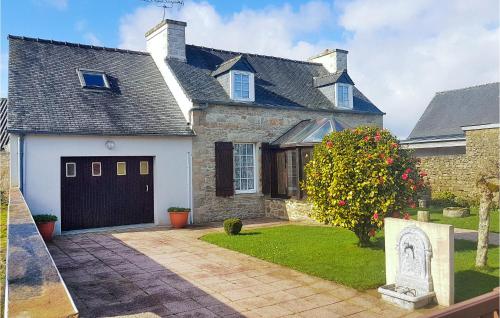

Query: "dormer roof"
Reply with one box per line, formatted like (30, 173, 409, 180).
(211, 55, 256, 77)
(313, 70, 354, 88)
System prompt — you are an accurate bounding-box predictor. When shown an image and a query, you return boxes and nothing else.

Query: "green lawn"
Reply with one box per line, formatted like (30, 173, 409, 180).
(0, 204, 7, 317)
(201, 225, 499, 302)
(407, 206, 499, 233)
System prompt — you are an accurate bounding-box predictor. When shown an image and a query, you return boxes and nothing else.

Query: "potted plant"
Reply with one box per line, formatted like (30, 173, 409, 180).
(33, 214, 58, 241)
(168, 207, 190, 228)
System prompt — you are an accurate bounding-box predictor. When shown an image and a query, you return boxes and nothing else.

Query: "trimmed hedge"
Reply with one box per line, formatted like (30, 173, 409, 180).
(33, 214, 58, 223)
(223, 218, 242, 235)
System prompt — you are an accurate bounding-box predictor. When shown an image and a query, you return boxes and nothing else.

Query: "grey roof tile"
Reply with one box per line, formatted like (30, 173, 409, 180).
(407, 83, 499, 140)
(168, 45, 382, 114)
(313, 71, 354, 87)
(7, 36, 193, 136)
(211, 55, 256, 77)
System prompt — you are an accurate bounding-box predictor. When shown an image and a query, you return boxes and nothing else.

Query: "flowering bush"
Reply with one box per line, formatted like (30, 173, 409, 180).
(302, 126, 425, 247)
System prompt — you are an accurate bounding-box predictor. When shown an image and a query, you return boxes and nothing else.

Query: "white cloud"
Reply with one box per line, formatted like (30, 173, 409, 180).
(84, 33, 103, 46)
(118, 0, 499, 138)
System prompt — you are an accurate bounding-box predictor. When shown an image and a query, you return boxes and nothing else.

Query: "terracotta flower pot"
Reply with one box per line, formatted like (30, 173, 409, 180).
(36, 221, 55, 241)
(169, 211, 190, 228)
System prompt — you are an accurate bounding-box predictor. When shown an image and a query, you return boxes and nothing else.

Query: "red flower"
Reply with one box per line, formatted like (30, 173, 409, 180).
(386, 157, 393, 165)
(375, 134, 381, 142)
(373, 212, 379, 221)
(367, 154, 373, 159)
(364, 135, 370, 142)
(368, 229, 376, 237)
(391, 142, 398, 148)
(326, 140, 333, 149)
(411, 185, 417, 191)
(338, 200, 346, 206)
(380, 153, 386, 159)
(403, 213, 411, 220)
(405, 168, 412, 174)
(419, 171, 427, 177)
(402, 173, 408, 180)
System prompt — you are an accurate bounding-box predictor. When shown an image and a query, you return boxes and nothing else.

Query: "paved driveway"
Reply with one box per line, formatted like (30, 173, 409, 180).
(48, 221, 430, 318)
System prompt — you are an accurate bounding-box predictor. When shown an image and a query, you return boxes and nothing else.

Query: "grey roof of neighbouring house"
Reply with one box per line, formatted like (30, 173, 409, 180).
(407, 83, 499, 141)
(7, 36, 193, 136)
(167, 45, 383, 114)
(0, 98, 8, 150)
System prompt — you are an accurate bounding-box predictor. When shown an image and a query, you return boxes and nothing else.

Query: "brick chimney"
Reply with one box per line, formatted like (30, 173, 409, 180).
(145, 19, 187, 62)
(308, 49, 348, 73)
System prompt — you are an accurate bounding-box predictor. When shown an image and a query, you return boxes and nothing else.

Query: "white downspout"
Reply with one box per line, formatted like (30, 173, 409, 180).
(187, 151, 193, 224)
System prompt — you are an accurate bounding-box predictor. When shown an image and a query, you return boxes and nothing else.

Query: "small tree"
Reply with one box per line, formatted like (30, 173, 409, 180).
(303, 126, 425, 247)
(475, 159, 499, 268)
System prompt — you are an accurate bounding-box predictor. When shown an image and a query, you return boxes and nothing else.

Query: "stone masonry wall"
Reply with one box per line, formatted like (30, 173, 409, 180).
(191, 104, 383, 223)
(417, 128, 499, 202)
(265, 198, 317, 222)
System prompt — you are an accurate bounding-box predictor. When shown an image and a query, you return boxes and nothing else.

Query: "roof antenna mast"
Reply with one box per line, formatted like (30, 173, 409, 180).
(140, 0, 184, 21)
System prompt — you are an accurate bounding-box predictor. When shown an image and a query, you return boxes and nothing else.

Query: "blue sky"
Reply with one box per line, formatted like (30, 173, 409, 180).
(1, 0, 498, 137)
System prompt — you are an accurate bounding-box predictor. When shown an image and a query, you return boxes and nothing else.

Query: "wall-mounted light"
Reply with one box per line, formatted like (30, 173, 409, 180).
(105, 140, 115, 150)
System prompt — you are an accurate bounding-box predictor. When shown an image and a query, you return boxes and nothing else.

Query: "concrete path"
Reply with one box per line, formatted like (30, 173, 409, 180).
(454, 228, 499, 245)
(47, 220, 437, 318)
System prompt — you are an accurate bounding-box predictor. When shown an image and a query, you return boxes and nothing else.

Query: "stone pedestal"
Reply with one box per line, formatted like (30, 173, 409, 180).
(443, 207, 470, 218)
(418, 199, 429, 209)
(418, 211, 430, 222)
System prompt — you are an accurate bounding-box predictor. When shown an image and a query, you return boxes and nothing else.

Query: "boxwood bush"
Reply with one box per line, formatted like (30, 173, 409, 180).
(33, 214, 58, 223)
(223, 218, 243, 235)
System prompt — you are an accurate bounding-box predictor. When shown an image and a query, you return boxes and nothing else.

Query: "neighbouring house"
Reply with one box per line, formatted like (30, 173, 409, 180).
(7, 19, 383, 233)
(401, 83, 499, 202)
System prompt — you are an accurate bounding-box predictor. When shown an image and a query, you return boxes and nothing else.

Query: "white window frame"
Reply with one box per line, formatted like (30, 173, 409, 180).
(77, 68, 110, 89)
(233, 143, 257, 194)
(91, 162, 102, 177)
(335, 83, 353, 109)
(65, 162, 76, 178)
(230, 71, 255, 102)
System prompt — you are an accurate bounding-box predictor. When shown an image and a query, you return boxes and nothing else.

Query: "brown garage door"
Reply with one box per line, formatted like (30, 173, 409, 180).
(61, 156, 154, 231)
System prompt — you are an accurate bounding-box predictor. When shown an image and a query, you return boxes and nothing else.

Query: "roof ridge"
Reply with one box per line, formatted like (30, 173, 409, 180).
(8, 35, 150, 56)
(435, 82, 499, 95)
(186, 44, 322, 66)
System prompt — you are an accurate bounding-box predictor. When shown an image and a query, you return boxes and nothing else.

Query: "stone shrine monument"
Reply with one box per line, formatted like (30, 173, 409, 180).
(378, 226, 435, 309)
(380, 218, 454, 309)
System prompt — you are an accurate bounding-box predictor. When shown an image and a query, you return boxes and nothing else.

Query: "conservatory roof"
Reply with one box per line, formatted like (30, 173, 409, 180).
(272, 117, 350, 148)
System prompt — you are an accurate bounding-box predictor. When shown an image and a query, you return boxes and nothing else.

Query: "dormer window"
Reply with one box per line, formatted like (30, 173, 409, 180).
(212, 55, 256, 102)
(335, 83, 353, 109)
(77, 69, 110, 89)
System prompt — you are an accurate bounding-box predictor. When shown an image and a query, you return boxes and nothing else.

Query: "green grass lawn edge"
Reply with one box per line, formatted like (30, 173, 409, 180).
(201, 224, 499, 302)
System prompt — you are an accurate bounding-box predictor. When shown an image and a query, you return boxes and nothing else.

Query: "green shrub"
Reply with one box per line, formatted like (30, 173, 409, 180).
(33, 214, 58, 223)
(303, 126, 426, 247)
(431, 191, 457, 207)
(168, 207, 191, 212)
(223, 218, 243, 235)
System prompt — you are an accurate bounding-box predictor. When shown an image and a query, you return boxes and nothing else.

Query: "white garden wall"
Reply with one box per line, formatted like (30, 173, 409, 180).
(11, 134, 192, 234)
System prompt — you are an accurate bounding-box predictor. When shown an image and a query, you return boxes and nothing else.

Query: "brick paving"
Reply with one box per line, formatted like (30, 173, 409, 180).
(47, 220, 437, 317)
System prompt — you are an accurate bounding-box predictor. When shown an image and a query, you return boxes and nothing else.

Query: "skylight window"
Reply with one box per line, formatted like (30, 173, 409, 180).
(77, 69, 110, 89)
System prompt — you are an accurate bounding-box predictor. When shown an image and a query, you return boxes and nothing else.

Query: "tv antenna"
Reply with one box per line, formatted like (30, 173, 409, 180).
(141, 0, 184, 20)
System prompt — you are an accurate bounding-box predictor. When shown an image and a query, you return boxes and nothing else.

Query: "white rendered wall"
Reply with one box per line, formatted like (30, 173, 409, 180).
(21, 134, 192, 235)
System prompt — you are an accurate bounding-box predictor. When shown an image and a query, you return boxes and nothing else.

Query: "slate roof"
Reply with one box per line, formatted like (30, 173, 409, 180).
(407, 83, 500, 141)
(8, 36, 193, 136)
(0, 98, 8, 150)
(167, 45, 383, 114)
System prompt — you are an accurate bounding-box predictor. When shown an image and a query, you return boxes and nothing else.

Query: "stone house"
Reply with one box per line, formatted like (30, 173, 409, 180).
(6, 18, 383, 233)
(145, 19, 384, 223)
(401, 83, 499, 203)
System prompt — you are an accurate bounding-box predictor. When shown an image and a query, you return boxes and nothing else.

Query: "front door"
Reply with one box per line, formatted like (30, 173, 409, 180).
(61, 156, 154, 231)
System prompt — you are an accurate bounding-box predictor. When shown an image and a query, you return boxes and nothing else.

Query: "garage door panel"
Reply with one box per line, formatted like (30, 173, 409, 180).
(61, 156, 154, 231)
